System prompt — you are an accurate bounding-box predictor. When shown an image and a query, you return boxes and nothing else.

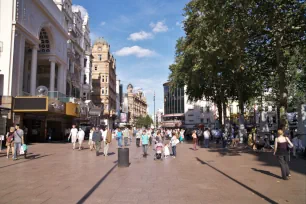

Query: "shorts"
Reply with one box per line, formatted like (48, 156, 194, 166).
(6, 142, 14, 148)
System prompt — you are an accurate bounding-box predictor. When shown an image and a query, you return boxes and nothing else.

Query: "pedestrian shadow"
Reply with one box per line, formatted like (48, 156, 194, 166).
(251, 168, 282, 179)
(0, 154, 53, 169)
(107, 152, 115, 156)
(195, 157, 278, 204)
(189, 148, 199, 151)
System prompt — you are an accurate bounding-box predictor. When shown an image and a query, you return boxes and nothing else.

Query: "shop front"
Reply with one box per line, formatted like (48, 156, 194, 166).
(0, 96, 14, 144)
(13, 97, 78, 142)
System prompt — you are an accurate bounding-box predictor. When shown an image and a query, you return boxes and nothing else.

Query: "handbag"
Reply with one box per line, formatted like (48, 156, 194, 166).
(7, 132, 14, 143)
(20, 145, 25, 155)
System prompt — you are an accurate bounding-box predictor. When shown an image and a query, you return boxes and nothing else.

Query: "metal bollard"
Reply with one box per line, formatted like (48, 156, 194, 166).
(118, 148, 129, 167)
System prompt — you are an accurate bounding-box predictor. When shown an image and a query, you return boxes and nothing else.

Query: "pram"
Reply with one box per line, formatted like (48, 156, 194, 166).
(154, 142, 164, 160)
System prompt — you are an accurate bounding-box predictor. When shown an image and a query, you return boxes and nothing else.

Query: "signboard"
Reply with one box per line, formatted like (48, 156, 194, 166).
(14, 97, 48, 112)
(66, 102, 80, 117)
(120, 113, 127, 123)
(48, 99, 65, 114)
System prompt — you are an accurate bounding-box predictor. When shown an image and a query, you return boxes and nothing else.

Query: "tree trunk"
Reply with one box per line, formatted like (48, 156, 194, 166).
(238, 87, 245, 143)
(217, 100, 223, 127)
(222, 100, 227, 127)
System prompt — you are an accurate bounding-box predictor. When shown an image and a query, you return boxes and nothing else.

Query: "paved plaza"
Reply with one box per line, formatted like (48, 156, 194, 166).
(0, 141, 305, 204)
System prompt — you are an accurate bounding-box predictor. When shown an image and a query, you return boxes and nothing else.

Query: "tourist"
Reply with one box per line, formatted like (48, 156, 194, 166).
(123, 128, 129, 146)
(77, 128, 85, 150)
(101, 127, 107, 154)
(273, 129, 294, 180)
(292, 135, 305, 157)
(6, 127, 15, 159)
(164, 143, 170, 158)
(203, 128, 210, 148)
(68, 125, 78, 150)
(104, 127, 112, 156)
(13, 124, 24, 160)
(136, 130, 141, 147)
(117, 128, 123, 148)
(92, 127, 103, 156)
(141, 130, 149, 157)
(192, 130, 198, 150)
(88, 127, 95, 151)
(179, 129, 185, 143)
(170, 134, 179, 158)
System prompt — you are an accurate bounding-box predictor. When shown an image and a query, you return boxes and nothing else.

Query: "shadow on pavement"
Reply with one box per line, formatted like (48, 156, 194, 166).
(207, 143, 306, 176)
(195, 157, 278, 204)
(77, 161, 118, 204)
(0, 154, 53, 169)
(251, 168, 283, 179)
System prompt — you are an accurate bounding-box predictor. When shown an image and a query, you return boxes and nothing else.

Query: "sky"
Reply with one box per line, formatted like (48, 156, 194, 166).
(73, 0, 189, 115)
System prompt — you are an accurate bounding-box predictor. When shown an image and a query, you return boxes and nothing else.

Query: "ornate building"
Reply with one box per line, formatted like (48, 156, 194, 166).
(126, 84, 148, 125)
(91, 37, 116, 128)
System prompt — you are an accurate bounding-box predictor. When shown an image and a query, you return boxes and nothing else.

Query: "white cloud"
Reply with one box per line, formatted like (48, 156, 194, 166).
(100, 21, 106, 26)
(176, 21, 181, 26)
(72, 5, 88, 19)
(150, 21, 168, 33)
(128, 31, 153, 41)
(114, 46, 156, 58)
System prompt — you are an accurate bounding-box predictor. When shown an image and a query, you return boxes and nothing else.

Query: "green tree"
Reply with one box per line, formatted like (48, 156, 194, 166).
(135, 115, 153, 128)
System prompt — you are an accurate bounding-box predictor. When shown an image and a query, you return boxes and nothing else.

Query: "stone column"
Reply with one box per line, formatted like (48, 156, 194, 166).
(49, 60, 56, 92)
(30, 46, 38, 95)
(62, 68, 67, 96)
(57, 64, 63, 93)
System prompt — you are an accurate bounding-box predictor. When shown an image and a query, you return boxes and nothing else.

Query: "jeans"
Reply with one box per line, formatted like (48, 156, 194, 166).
(14, 143, 21, 159)
(118, 138, 122, 147)
(278, 155, 290, 179)
(172, 145, 177, 156)
(142, 144, 148, 155)
(95, 141, 101, 155)
(124, 137, 128, 146)
(204, 139, 209, 148)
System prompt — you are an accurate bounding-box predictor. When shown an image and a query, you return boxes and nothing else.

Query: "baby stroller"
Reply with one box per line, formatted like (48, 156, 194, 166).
(154, 142, 164, 160)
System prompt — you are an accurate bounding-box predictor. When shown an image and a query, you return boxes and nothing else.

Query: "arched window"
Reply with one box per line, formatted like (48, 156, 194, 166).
(102, 75, 105, 82)
(101, 88, 105, 95)
(38, 28, 51, 53)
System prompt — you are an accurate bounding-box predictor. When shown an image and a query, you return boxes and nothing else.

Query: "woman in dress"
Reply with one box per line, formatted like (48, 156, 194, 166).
(274, 129, 294, 180)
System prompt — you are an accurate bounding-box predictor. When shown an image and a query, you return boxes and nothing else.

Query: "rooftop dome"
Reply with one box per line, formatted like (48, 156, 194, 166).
(94, 37, 109, 45)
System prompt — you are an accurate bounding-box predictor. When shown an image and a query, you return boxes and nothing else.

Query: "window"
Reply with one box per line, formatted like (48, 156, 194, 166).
(98, 54, 102, 61)
(95, 66, 97, 71)
(101, 88, 105, 95)
(105, 87, 108, 95)
(102, 76, 105, 82)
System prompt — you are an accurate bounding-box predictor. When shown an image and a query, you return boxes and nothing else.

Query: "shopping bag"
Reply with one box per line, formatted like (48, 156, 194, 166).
(22, 144, 28, 151)
(20, 145, 25, 155)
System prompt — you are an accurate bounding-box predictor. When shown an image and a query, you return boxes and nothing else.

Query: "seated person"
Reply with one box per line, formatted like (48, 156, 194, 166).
(292, 135, 305, 157)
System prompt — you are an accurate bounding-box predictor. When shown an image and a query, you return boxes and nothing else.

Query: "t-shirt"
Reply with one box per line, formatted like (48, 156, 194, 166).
(204, 131, 210, 139)
(102, 130, 107, 141)
(70, 128, 78, 137)
(117, 132, 122, 138)
(14, 129, 24, 143)
(141, 134, 149, 145)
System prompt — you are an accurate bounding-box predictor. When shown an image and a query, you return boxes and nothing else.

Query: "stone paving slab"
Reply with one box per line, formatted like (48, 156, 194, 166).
(0, 141, 305, 204)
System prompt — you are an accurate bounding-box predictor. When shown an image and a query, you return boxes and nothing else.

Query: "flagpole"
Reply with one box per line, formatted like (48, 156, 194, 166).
(154, 91, 156, 129)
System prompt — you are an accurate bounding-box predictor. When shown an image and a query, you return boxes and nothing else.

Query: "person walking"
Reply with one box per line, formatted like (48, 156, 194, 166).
(123, 128, 129, 146)
(274, 129, 294, 180)
(170, 134, 179, 158)
(92, 127, 103, 156)
(77, 128, 85, 150)
(136, 130, 141, 147)
(192, 130, 198, 150)
(68, 125, 78, 150)
(117, 129, 123, 148)
(6, 127, 15, 159)
(104, 128, 112, 157)
(88, 127, 95, 151)
(13, 124, 24, 160)
(141, 130, 149, 157)
(101, 127, 107, 155)
(204, 128, 210, 148)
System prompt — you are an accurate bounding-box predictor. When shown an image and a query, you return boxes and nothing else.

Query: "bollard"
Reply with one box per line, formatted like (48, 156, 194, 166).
(118, 148, 129, 167)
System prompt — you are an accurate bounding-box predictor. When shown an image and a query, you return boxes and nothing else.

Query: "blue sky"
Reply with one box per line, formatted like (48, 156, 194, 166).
(73, 0, 189, 114)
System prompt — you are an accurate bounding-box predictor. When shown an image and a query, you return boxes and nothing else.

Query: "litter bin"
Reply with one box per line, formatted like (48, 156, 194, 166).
(118, 148, 129, 167)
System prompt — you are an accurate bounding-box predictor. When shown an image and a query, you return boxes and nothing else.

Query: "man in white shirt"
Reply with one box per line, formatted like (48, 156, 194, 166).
(204, 128, 210, 148)
(68, 125, 78, 150)
(292, 135, 305, 157)
(101, 127, 108, 155)
(77, 128, 85, 150)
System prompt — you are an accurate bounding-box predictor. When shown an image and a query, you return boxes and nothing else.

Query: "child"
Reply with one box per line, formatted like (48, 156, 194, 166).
(164, 143, 170, 158)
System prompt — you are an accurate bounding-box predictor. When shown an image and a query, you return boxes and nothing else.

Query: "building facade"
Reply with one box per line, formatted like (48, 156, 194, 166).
(0, 0, 93, 142)
(91, 37, 117, 128)
(126, 84, 148, 126)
